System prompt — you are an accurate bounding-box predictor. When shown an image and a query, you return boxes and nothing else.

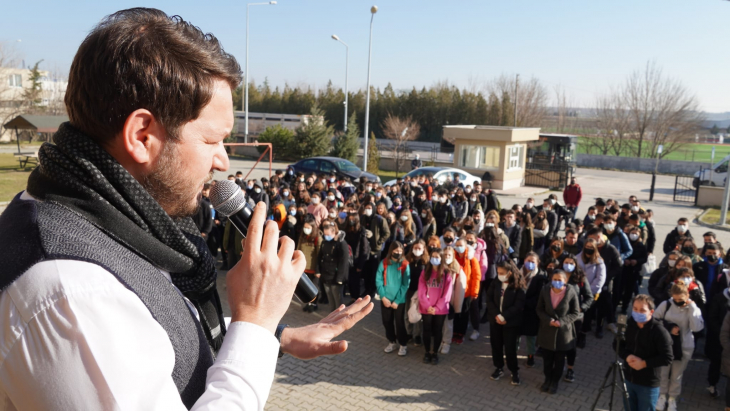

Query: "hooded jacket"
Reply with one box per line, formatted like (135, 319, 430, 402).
(375, 257, 410, 305)
(418, 268, 453, 315)
(618, 317, 674, 388)
(318, 231, 350, 284)
(473, 238, 489, 281)
(654, 298, 704, 352)
(455, 248, 481, 299)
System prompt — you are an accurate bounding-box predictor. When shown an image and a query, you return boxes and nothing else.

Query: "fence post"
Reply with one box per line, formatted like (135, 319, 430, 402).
(673, 176, 678, 202)
(649, 173, 656, 201)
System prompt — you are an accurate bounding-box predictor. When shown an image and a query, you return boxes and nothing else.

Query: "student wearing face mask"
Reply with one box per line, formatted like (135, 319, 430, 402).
(306, 192, 329, 227)
(536, 269, 581, 394)
(523, 197, 538, 220)
(542, 237, 568, 264)
(663, 218, 693, 255)
(467, 191, 482, 216)
(532, 210, 550, 256)
(360, 203, 391, 299)
(562, 255, 593, 381)
(479, 216, 511, 323)
(418, 249, 453, 365)
(344, 210, 371, 303)
(520, 252, 548, 368)
(453, 238, 482, 343)
(518, 212, 535, 262)
(376, 242, 411, 356)
(406, 240, 429, 346)
(651, 257, 693, 304)
(465, 231, 489, 317)
(318, 222, 350, 313)
(616, 295, 674, 411)
(649, 252, 680, 300)
(486, 261, 526, 385)
(620, 226, 649, 315)
(279, 185, 296, 210)
(393, 209, 417, 250)
(653, 283, 704, 411)
(432, 189, 456, 235)
(324, 188, 340, 210)
(439, 247, 466, 355)
(420, 207, 437, 239)
(500, 210, 522, 263)
(694, 244, 727, 303)
(440, 227, 457, 250)
(297, 214, 323, 312)
(576, 238, 606, 341)
(603, 215, 633, 261)
(247, 180, 270, 212)
(707, 283, 730, 400)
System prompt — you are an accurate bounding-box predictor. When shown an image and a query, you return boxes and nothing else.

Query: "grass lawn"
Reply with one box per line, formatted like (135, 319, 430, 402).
(577, 137, 730, 163)
(699, 208, 730, 225)
(0, 154, 33, 202)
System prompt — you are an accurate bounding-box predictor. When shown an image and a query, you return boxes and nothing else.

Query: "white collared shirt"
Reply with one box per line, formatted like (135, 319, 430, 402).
(0, 195, 278, 410)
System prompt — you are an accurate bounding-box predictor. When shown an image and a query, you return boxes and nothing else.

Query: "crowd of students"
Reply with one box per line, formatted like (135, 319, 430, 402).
(196, 169, 730, 410)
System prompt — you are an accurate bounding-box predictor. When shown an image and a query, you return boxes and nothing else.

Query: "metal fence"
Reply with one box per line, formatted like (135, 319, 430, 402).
(673, 176, 698, 204)
(524, 163, 572, 190)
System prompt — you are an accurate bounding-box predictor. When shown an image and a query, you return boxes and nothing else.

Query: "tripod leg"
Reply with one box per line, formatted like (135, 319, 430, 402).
(617, 361, 631, 411)
(591, 364, 616, 411)
(609, 363, 617, 411)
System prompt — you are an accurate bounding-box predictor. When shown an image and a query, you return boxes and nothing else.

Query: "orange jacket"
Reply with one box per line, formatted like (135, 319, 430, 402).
(455, 252, 481, 299)
(272, 203, 287, 230)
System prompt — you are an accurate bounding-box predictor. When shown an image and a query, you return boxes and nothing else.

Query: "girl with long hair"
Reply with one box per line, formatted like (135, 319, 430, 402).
(405, 239, 429, 346)
(418, 248, 453, 365)
(376, 241, 411, 356)
(487, 260, 526, 385)
(297, 214, 323, 312)
(562, 254, 594, 382)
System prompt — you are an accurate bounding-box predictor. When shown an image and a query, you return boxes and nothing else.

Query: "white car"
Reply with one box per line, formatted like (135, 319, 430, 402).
(693, 154, 730, 187)
(382, 167, 482, 187)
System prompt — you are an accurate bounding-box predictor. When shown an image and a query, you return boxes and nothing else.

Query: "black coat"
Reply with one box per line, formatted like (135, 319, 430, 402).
(432, 202, 455, 234)
(693, 261, 728, 302)
(545, 210, 559, 239)
(318, 236, 350, 284)
(521, 271, 548, 336)
(501, 223, 522, 259)
(536, 285, 582, 351)
(192, 197, 213, 237)
(345, 226, 370, 267)
(616, 317, 673, 388)
(663, 228, 693, 255)
(645, 221, 656, 254)
(624, 240, 648, 275)
(408, 258, 426, 294)
(599, 243, 623, 287)
(648, 266, 671, 300)
(706, 290, 730, 358)
(486, 280, 526, 329)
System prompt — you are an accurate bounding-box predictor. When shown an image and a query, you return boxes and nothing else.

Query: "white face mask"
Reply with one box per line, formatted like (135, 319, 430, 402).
(400, 216, 408, 222)
(254, 188, 261, 193)
(484, 222, 495, 228)
(677, 224, 688, 233)
(444, 256, 453, 265)
(631, 206, 639, 212)
(440, 197, 447, 204)
(465, 188, 472, 193)
(327, 195, 335, 201)
(303, 227, 312, 235)
(550, 199, 556, 205)
(282, 191, 289, 197)
(604, 223, 615, 231)
(498, 274, 509, 283)
(629, 233, 639, 242)
(668, 259, 677, 267)
(329, 213, 337, 219)
(470, 197, 477, 202)
(525, 203, 533, 209)
(364, 209, 373, 216)
(311, 197, 320, 204)
(413, 249, 424, 257)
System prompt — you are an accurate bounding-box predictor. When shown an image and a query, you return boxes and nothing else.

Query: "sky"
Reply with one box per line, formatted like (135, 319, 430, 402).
(2, 0, 729, 113)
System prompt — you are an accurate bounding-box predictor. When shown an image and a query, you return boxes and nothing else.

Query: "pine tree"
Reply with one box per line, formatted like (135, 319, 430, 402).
(366, 131, 380, 173)
(500, 91, 514, 126)
(23, 61, 44, 111)
(711, 124, 720, 135)
(292, 104, 334, 159)
(331, 113, 360, 162)
(257, 124, 294, 160)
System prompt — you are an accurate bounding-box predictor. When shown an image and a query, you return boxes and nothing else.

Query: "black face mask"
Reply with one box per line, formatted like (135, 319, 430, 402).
(682, 246, 695, 255)
(466, 240, 476, 247)
(673, 300, 686, 307)
(474, 219, 480, 224)
(464, 225, 473, 231)
(584, 248, 595, 256)
(444, 237, 454, 244)
(429, 246, 441, 253)
(708, 254, 719, 263)
(551, 245, 561, 252)
(392, 253, 402, 260)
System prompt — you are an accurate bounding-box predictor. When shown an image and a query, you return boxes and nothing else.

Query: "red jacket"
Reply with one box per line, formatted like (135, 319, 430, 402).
(563, 184, 582, 207)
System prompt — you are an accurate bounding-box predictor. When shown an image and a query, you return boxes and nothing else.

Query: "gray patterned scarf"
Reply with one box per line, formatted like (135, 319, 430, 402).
(26, 122, 225, 352)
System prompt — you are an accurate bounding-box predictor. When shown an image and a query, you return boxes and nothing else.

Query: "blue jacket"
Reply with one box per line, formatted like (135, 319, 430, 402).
(607, 229, 633, 261)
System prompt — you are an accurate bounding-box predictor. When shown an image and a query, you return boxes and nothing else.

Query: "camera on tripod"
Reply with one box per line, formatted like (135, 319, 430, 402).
(615, 314, 627, 340)
(591, 314, 630, 411)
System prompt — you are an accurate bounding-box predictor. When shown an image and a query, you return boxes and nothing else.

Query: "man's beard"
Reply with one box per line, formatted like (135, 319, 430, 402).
(141, 141, 213, 220)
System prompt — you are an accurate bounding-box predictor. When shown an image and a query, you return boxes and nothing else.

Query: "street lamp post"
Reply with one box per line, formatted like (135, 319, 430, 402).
(331, 35, 349, 132)
(362, 5, 377, 172)
(245, 1, 277, 144)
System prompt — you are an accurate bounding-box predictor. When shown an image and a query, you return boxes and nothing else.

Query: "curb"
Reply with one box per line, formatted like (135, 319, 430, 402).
(694, 208, 730, 233)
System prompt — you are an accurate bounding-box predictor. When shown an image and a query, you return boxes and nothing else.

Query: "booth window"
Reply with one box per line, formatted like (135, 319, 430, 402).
(8, 74, 22, 88)
(507, 145, 524, 170)
(460, 145, 500, 170)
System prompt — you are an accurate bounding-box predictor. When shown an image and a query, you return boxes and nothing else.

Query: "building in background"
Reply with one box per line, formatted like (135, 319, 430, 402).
(232, 111, 322, 141)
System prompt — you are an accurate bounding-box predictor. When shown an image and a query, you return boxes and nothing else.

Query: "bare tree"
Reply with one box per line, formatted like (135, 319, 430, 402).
(623, 61, 703, 158)
(591, 90, 633, 157)
(484, 74, 548, 127)
(382, 114, 420, 177)
(553, 85, 581, 134)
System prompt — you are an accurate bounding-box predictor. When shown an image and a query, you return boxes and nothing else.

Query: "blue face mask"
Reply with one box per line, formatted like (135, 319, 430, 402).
(289, 210, 296, 216)
(338, 212, 348, 219)
(324, 234, 334, 241)
(430, 257, 441, 266)
(563, 263, 575, 273)
(455, 246, 466, 254)
(632, 311, 649, 323)
(524, 261, 536, 271)
(551, 280, 565, 289)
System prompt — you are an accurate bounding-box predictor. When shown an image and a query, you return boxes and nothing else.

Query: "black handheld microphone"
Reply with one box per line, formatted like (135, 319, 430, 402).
(210, 179, 318, 304)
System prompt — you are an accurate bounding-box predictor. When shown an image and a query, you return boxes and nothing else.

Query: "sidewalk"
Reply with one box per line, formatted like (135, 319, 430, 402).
(491, 185, 549, 198)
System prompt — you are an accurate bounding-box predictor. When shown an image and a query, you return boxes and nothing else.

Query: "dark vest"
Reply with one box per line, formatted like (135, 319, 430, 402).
(0, 196, 213, 409)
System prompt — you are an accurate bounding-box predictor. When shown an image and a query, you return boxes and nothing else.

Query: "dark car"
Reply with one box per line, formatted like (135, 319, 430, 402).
(290, 157, 381, 183)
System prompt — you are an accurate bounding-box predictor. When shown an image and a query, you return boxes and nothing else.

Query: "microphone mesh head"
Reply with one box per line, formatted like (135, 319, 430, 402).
(210, 179, 246, 217)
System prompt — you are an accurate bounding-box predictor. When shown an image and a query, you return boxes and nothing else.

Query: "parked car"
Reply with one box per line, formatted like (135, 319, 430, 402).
(693, 154, 729, 187)
(382, 166, 481, 187)
(290, 156, 381, 183)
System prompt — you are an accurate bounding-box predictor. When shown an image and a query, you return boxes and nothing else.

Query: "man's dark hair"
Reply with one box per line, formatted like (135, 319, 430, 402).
(633, 294, 655, 311)
(65, 8, 242, 145)
(704, 231, 717, 239)
(678, 217, 689, 224)
(587, 227, 603, 238)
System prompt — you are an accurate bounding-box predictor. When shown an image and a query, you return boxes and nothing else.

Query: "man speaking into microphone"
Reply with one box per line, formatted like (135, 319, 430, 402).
(0, 8, 372, 410)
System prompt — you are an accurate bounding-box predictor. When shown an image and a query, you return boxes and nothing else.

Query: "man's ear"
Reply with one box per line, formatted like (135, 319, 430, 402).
(120, 109, 166, 165)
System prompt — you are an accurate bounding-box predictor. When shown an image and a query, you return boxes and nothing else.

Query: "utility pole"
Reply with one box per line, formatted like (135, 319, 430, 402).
(514, 74, 519, 127)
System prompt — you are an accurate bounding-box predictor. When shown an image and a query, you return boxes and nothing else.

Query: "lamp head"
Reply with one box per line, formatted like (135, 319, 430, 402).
(371, 5, 378, 13)
(269, 1, 277, 4)
(331, 34, 339, 41)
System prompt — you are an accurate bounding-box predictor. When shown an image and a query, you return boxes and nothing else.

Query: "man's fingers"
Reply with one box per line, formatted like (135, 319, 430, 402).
(323, 297, 370, 324)
(331, 302, 374, 333)
(318, 340, 348, 357)
(291, 250, 306, 275)
(277, 232, 295, 263)
(243, 202, 266, 256)
(262, 219, 280, 254)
